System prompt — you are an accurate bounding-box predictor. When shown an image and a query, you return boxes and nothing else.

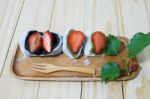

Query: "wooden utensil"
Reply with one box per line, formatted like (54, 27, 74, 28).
(31, 63, 95, 75)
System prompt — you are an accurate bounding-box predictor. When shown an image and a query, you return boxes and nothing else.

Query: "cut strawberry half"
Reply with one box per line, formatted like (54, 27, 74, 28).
(67, 30, 85, 54)
(28, 32, 42, 53)
(92, 31, 106, 54)
(42, 31, 53, 53)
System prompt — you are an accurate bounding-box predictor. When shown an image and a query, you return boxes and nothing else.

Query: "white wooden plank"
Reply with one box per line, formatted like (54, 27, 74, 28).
(0, 0, 10, 29)
(84, 0, 119, 35)
(50, 0, 67, 33)
(82, 82, 123, 99)
(102, 82, 123, 99)
(145, 0, 150, 25)
(0, 0, 54, 99)
(114, 0, 125, 36)
(119, 0, 149, 38)
(82, 0, 123, 99)
(81, 82, 103, 99)
(63, 0, 85, 31)
(0, 0, 12, 52)
(37, 0, 82, 99)
(37, 82, 60, 99)
(119, 0, 150, 99)
(38, 82, 81, 99)
(0, 0, 24, 73)
(50, 0, 85, 34)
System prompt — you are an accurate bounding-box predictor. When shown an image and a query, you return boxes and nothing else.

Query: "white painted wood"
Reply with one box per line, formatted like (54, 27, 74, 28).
(102, 82, 123, 99)
(81, 82, 103, 99)
(0, 0, 24, 73)
(0, 0, 11, 52)
(145, 0, 150, 26)
(50, 0, 85, 34)
(0, 0, 10, 29)
(38, 82, 81, 99)
(82, 82, 123, 99)
(119, 0, 150, 38)
(84, 0, 119, 35)
(0, 0, 54, 99)
(119, 0, 150, 99)
(50, 0, 67, 34)
(37, 82, 60, 99)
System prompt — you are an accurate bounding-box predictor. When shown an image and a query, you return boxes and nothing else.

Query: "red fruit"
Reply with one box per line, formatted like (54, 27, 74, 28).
(92, 31, 106, 54)
(28, 32, 42, 53)
(130, 64, 139, 72)
(67, 30, 85, 54)
(120, 64, 139, 77)
(42, 31, 53, 53)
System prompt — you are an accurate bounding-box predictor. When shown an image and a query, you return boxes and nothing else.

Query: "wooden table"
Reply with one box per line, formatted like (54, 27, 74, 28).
(0, 0, 150, 99)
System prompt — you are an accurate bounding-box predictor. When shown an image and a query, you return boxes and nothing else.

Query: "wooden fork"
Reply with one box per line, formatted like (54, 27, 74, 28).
(31, 63, 95, 75)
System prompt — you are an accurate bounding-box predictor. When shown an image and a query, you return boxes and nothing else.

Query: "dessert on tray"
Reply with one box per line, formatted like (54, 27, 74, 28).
(14, 29, 150, 81)
(19, 30, 63, 56)
(63, 29, 86, 59)
(84, 31, 106, 56)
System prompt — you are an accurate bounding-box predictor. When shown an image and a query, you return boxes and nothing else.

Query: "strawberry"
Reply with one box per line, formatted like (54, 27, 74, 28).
(92, 31, 106, 54)
(42, 31, 53, 53)
(67, 30, 85, 54)
(130, 64, 139, 72)
(28, 32, 42, 53)
(121, 64, 139, 77)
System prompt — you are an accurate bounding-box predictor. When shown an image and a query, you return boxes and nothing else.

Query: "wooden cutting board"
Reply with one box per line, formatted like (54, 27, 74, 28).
(10, 37, 140, 81)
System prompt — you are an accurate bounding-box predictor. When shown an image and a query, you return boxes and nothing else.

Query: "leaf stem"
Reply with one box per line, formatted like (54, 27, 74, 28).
(112, 48, 131, 75)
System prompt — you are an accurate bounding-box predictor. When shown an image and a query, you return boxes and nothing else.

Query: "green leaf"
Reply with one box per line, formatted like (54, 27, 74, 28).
(128, 32, 150, 58)
(104, 34, 121, 55)
(66, 44, 78, 59)
(101, 62, 121, 81)
(90, 42, 94, 53)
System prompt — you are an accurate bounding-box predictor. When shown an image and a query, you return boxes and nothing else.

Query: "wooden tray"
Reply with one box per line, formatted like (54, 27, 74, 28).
(10, 37, 140, 81)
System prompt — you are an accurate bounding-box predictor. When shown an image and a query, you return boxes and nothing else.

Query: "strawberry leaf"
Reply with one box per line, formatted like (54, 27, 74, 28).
(128, 32, 150, 58)
(104, 34, 121, 55)
(101, 62, 121, 81)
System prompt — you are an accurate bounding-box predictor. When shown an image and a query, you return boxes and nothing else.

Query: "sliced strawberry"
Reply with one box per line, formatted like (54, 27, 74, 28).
(92, 31, 106, 54)
(42, 31, 53, 53)
(67, 30, 85, 54)
(28, 32, 42, 53)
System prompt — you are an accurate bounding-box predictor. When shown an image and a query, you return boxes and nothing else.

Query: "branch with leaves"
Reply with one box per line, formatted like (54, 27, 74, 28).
(101, 32, 150, 81)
